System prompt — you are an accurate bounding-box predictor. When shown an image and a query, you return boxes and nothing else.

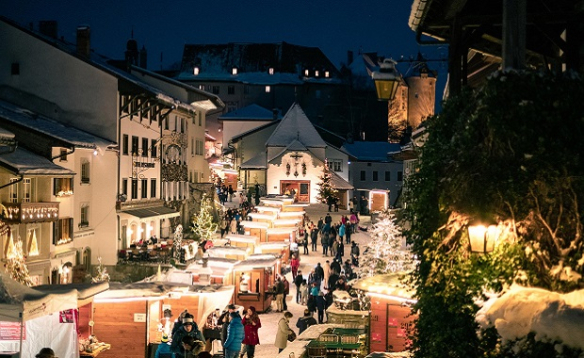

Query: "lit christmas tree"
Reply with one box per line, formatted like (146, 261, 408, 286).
(191, 194, 218, 242)
(316, 159, 338, 204)
(356, 209, 416, 278)
(92, 256, 110, 283)
(4, 234, 34, 287)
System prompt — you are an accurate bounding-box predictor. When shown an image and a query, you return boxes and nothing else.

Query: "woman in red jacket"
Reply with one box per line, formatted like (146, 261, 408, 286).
(290, 254, 300, 280)
(241, 306, 261, 358)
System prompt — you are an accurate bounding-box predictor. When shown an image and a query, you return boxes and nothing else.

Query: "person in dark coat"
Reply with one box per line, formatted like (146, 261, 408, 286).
(296, 309, 317, 334)
(224, 311, 244, 358)
(218, 304, 236, 350)
(171, 313, 205, 358)
(294, 270, 304, 303)
(314, 263, 325, 282)
(316, 292, 327, 324)
(330, 258, 341, 275)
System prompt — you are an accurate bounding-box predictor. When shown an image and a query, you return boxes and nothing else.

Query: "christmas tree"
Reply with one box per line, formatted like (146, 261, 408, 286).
(92, 256, 110, 283)
(4, 235, 34, 287)
(316, 159, 338, 204)
(191, 194, 218, 242)
(356, 209, 415, 278)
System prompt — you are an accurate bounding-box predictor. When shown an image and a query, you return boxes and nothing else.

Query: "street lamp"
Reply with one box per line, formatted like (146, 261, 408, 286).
(467, 223, 499, 253)
(372, 58, 401, 101)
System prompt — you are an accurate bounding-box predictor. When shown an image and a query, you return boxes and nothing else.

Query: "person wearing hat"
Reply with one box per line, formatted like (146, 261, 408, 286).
(36, 348, 57, 358)
(218, 304, 236, 352)
(241, 306, 261, 358)
(171, 313, 205, 358)
(296, 309, 317, 335)
(154, 333, 172, 358)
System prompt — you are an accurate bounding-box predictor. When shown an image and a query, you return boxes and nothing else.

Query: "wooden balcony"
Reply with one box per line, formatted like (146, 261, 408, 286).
(2, 202, 60, 224)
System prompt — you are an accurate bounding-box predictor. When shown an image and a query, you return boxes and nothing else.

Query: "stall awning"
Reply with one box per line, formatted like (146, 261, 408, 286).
(121, 206, 180, 220)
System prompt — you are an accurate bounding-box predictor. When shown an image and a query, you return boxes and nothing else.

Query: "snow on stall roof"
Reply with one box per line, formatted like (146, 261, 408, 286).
(207, 246, 249, 257)
(0, 147, 75, 175)
(96, 281, 228, 299)
(0, 271, 48, 304)
(476, 284, 584, 351)
(265, 103, 327, 149)
(33, 282, 109, 300)
(233, 256, 278, 270)
(0, 100, 115, 150)
(351, 273, 415, 300)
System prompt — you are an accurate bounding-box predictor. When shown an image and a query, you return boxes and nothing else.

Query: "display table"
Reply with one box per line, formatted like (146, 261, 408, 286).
(80, 343, 111, 357)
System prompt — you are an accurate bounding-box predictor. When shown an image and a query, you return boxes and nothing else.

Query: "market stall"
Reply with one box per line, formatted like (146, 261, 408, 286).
(206, 246, 248, 261)
(239, 221, 270, 241)
(33, 282, 110, 357)
(224, 234, 260, 254)
(186, 258, 238, 285)
(280, 203, 309, 212)
(247, 212, 277, 225)
(0, 272, 79, 358)
(266, 227, 297, 243)
(351, 274, 416, 353)
(231, 255, 279, 312)
(256, 242, 290, 268)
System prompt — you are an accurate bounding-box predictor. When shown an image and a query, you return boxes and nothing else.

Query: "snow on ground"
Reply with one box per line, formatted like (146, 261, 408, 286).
(476, 284, 584, 350)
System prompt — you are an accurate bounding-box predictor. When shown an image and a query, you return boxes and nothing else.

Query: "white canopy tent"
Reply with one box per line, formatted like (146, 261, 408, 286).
(0, 271, 79, 357)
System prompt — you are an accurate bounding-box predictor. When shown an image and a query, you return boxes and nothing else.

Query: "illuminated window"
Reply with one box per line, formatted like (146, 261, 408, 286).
(304, 69, 309, 76)
(232, 68, 238, 75)
(265, 85, 271, 93)
(199, 85, 204, 90)
(193, 67, 200, 75)
(53, 218, 73, 245)
(315, 70, 319, 77)
(325, 71, 330, 78)
(269, 68, 274, 75)
(9, 178, 18, 203)
(23, 178, 31, 202)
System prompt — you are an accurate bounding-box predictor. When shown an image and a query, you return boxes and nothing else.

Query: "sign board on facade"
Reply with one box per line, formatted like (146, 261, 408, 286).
(134, 313, 147, 322)
(0, 322, 26, 340)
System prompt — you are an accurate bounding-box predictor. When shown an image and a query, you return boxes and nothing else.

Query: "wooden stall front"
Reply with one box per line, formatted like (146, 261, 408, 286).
(272, 219, 301, 228)
(256, 242, 290, 268)
(352, 274, 416, 353)
(240, 221, 270, 241)
(266, 227, 297, 243)
(92, 282, 167, 358)
(277, 211, 305, 220)
(253, 205, 281, 216)
(224, 234, 260, 253)
(247, 212, 277, 225)
(232, 256, 279, 312)
(280, 203, 309, 212)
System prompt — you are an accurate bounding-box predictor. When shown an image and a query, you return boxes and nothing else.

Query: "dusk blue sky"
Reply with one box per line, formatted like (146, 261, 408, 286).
(2, 0, 447, 100)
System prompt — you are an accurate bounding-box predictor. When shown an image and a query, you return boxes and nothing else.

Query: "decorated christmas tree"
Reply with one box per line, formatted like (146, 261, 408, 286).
(191, 194, 218, 242)
(92, 256, 110, 283)
(4, 234, 34, 287)
(316, 159, 338, 204)
(357, 209, 415, 278)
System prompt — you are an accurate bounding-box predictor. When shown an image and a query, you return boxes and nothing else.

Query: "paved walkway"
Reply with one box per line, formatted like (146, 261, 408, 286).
(219, 200, 373, 358)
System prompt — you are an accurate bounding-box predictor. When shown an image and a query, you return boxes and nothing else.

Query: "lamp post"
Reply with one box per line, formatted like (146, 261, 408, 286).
(372, 58, 401, 101)
(467, 223, 499, 253)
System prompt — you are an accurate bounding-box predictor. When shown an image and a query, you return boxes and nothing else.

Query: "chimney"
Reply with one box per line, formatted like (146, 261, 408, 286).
(39, 21, 58, 39)
(347, 51, 354, 65)
(140, 45, 148, 69)
(76, 26, 91, 57)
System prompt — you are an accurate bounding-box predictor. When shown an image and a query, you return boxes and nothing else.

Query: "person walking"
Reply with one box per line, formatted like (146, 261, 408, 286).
(316, 292, 327, 324)
(274, 311, 294, 353)
(290, 254, 300, 280)
(274, 276, 285, 312)
(282, 275, 290, 311)
(302, 230, 310, 255)
(310, 226, 319, 252)
(223, 310, 244, 358)
(241, 306, 261, 358)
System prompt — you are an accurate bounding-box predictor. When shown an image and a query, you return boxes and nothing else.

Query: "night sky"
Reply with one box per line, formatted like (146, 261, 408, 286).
(2, 0, 447, 99)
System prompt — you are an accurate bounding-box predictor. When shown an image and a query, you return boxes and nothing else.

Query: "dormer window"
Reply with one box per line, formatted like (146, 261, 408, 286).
(193, 67, 200, 75)
(325, 71, 330, 78)
(269, 68, 274, 75)
(315, 70, 320, 77)
(232, 67, 238, 75)
(304, 69, 309, 77)
(265, 85, 271, 93)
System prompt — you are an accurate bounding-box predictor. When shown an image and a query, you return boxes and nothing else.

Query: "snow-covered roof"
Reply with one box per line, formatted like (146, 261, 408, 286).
(0, 100, 115, 150)
(240, 151, 267, 169)
(219, 104, 281, 121)
(265, 103, 327, 149)
(477, 284, 584, 351)
(330, 172, 354, 190)
(34, 282, 109, 301)
(233, 256, 279, 271)
(351, 273, 415, 300)
(341, 141, 402, 162)
(207, 246, 249, 257)
(0, 147, 75, 175)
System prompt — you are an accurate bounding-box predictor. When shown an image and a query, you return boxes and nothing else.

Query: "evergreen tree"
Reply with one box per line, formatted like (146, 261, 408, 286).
(191, 194, 218, 242)
(316, 159, 338, 204)
(357, 209, 415, 278)
(4, 237, 34, 287)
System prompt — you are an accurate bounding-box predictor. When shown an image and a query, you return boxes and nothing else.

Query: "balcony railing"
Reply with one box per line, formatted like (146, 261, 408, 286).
(2, 202, 60, 223)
